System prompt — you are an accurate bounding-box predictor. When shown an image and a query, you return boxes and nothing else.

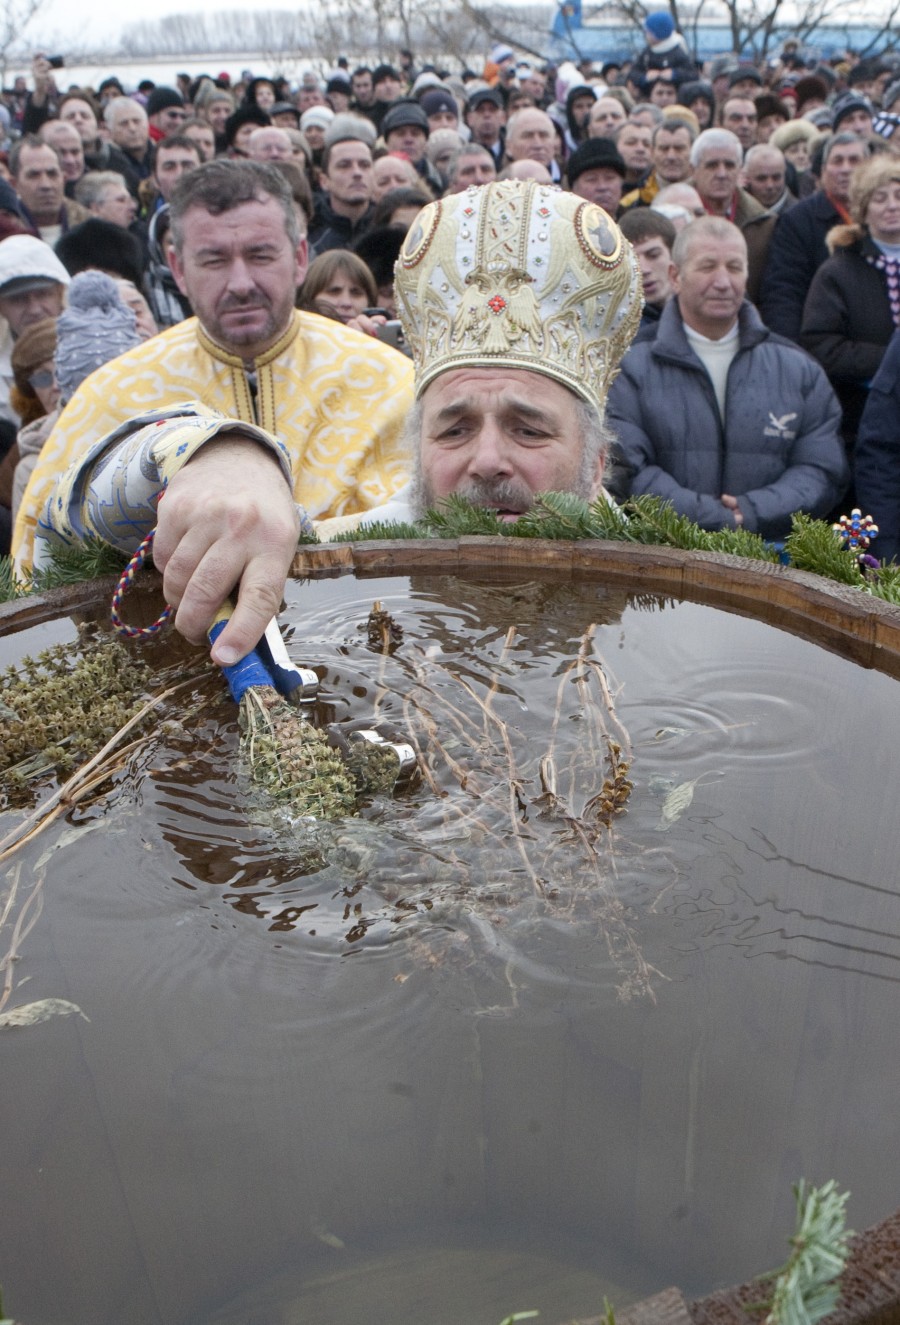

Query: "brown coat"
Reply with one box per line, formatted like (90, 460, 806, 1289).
(732, 187, 776, 306)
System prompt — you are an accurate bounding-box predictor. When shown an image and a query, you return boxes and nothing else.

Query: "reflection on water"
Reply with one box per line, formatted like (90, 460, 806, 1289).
(2, 575, 900, 1325)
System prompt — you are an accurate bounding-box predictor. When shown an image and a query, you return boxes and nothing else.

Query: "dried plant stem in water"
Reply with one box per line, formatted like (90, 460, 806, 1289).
(381, 613, 659, 998)
(0, 864, 44, 1014)
(450, 669, 543, 897)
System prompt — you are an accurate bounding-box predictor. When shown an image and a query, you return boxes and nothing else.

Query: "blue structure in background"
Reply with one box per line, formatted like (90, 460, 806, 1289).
(549, 0, 898, 63)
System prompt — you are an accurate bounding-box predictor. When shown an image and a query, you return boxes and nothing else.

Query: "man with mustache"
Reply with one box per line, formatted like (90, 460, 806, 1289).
(13, 158, 414, 594)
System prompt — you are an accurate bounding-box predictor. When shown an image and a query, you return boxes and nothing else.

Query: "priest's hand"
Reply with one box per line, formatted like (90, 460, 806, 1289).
(152, 435, 300, 663)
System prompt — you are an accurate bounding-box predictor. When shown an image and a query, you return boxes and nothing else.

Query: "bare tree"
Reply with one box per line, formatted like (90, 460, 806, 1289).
(0, 0, 50, 85)
(109, 0, 900, 77)
(121, 9, 318, 62)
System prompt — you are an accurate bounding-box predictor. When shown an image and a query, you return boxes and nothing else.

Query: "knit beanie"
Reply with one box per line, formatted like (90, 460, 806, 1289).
(831, 91, 874, 131)
(644, 11, 675, 40)
(54, 271, 140, 404)
(146, 87, 184, 117)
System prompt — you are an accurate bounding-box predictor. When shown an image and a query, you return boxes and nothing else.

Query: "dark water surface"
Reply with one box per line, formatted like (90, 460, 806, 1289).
(2, 574, 900, 1325)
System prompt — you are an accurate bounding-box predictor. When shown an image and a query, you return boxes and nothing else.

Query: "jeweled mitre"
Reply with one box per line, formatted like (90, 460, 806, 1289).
(395, 179, 643, 413)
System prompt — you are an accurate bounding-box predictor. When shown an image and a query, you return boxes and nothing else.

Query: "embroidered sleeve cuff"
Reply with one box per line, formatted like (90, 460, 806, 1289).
(35, 403, 295, 564)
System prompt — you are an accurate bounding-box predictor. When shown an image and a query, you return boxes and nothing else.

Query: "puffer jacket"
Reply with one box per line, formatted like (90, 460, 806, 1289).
(607, 297, 848, 540)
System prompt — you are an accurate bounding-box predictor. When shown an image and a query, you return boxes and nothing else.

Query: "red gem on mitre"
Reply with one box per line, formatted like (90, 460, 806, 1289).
(537, 206, 550, 216)
(487, 294, 507, 314)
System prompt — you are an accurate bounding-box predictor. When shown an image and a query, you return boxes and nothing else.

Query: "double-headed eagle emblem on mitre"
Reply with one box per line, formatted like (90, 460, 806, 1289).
(395, 179, 643, 414)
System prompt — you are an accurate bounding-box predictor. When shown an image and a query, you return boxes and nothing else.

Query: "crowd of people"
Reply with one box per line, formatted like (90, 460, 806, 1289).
(2, 20, 900, 646)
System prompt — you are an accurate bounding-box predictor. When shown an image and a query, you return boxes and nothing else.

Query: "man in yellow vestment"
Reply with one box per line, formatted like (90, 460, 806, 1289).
(13, 157, 413, 579)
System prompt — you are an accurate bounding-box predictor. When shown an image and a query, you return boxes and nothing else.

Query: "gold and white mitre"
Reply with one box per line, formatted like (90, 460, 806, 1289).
(394, 179, 643, 415)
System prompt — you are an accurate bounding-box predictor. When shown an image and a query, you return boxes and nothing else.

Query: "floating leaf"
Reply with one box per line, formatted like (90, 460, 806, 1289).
(658, 778, 699, 828)
(34, 820, 107, 871)
(656, 772, 722, 830)
(0, 998, 89, 1029)
(654, 726, 688, 741)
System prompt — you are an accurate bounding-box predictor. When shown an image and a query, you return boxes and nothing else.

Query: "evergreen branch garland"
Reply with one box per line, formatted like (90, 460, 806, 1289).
(3, 495, 900, 607)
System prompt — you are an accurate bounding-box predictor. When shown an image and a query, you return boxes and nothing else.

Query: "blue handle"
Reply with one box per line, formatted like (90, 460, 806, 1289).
(208, 619, 273, 704)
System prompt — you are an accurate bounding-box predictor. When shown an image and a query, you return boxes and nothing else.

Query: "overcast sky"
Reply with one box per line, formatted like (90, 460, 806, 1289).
(24, 0, 300, 59)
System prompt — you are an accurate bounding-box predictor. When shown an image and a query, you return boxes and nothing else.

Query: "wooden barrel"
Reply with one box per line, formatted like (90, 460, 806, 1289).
(3, 540, 900, 1325)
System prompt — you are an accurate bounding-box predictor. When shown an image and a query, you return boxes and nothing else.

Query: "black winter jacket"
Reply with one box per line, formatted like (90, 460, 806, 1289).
(800, 233, 896, 448)
(759, 191, 843, 341)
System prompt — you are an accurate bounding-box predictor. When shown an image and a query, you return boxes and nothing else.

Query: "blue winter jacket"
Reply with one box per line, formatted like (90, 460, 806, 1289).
(607, 298, 848, 540)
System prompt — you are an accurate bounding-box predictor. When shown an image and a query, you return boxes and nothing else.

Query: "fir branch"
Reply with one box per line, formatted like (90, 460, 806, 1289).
(7, 497, 900, 610)
(588, 492, 633, 539)
(513, 491, 605, 539)
(784, 515, 867, 587)
(31, 539, 129, 591)
(619, 495, 777, 560)
(0, 555, 23, 604)
(422, 494, 507, 536)
(763, 1180, 852, 1325)
(867, 561, 900, 602)
(333, 520, 425, 543)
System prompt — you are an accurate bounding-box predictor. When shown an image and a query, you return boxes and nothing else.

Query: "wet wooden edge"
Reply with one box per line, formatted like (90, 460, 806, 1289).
(3, 543, 900, 1325)
(567, 1203, 900, 1325)
(5, 540, 892, 682)
(0, 571, 125, 636)
(291, 538, 900, 682)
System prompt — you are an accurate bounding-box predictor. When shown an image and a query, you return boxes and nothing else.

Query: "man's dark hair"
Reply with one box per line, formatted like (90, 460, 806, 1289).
(58, 89, 100, 120)
(847, 59, 887, 88)
(652, 116, 696, 144)
(10, 134, 57, 177)
(618, 207, 676, 250)
(169, 159, 300, 253)
(352, 65, 372, 78)
(321, 134, 373, 175)
(150, 134, 203, 173)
